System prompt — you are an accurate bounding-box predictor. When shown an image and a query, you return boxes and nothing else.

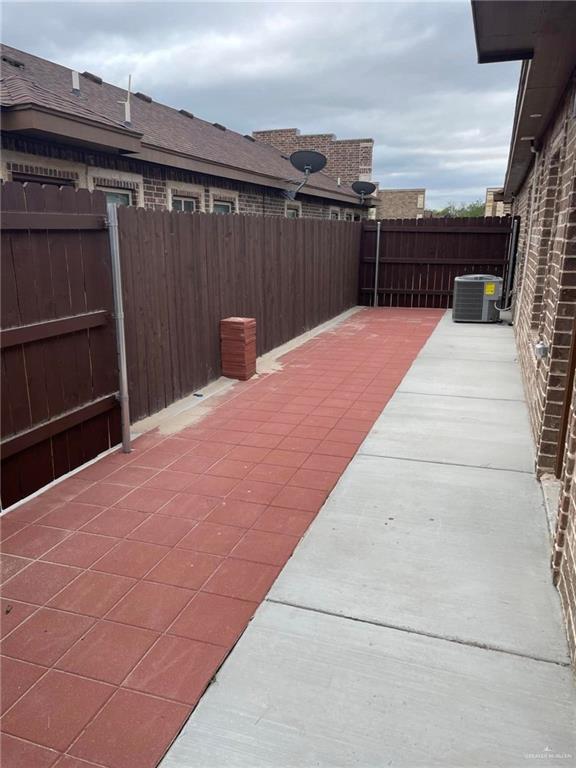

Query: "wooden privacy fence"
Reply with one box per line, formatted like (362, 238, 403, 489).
(118, 209, 362, 421)
(359, 217, 514, 308)
(1, 183, 120, 507)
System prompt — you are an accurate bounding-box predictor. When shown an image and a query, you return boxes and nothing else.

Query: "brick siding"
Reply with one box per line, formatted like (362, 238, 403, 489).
(512, 73, 576, 665)
(252, 128, 373, 186)
(375, 188, 425, 219)
(484, 188, 512, 217)
(1, 133, 365, 221)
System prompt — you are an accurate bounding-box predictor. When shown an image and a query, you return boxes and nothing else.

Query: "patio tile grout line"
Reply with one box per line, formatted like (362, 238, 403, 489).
(265, 599, 571, 668)
(1, 309, 446, 767)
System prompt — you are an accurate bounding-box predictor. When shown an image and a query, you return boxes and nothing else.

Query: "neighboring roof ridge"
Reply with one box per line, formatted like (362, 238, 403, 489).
(0, 42, 360, 200)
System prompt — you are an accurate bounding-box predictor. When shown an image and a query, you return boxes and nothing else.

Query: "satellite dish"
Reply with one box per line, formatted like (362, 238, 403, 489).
(289, 150, 327, 174)
(352, 180, 376, 197)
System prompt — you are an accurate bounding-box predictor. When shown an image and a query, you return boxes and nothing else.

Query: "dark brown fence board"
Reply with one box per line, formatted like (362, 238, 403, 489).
(119, 210, 362, 422)
(359, 216, 512, 308)
(1, 182, 120, 507)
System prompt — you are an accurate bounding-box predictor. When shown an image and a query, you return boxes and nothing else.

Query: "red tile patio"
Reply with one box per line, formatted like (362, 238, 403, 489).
(0, 308, 442, 768)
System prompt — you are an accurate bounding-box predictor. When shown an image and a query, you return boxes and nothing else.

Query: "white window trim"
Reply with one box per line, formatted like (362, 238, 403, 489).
(87, 169, 144, 207)
(168, 183, 205, 212)
(343, 210, 354, 221)
(209, 188, 238, 214)
(285, 201, 302, 218)
(96, 187, 133, 206)
(417, 194, 425, 209)
(329, 207, 341, 220)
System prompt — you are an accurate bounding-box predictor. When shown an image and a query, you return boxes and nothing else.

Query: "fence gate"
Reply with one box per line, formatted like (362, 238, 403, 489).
(359, 216, 515, 308)
(1, 183, 120, 508)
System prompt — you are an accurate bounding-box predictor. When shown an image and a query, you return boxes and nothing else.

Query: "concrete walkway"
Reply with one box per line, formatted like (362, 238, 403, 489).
(162, 312, 576, 768)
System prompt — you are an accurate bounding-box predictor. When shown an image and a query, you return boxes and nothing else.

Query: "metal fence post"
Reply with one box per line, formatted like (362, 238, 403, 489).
(372, 220, 381, 307)
(107, 203, 131, 453)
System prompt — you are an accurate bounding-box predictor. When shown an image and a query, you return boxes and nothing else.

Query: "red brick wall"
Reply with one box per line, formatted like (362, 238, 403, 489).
(252, 128, 373, 186)
(513, 73, 576, 666)
(513, 77, 576, 475)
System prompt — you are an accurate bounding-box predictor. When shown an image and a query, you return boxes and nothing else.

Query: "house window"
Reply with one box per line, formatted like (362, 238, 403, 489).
(329, 208, 340, 220)
(172, 196, 196, 213)
(213, 200, 233, 214)
(285, 202, 301, 219)
(344, 212, 354, 221)
(353, 213, 362, 222)
(99, 189, 131, 207)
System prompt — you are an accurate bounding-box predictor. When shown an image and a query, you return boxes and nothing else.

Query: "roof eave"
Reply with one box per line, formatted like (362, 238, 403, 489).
(1, 104, 143, 154)
(137, 143, 361, 204)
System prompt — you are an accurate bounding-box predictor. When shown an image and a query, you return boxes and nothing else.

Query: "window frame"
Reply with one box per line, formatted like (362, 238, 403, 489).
(171, 196, 197, 214)
(209, 188, 238, 214)
(285, 201, 302, 219)
(212, 200, 234, 215)
(329, 207, 341, 220)
(96, 187, 133, 207)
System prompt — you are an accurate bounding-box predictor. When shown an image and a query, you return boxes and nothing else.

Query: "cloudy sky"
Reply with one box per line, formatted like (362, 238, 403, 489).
(2, 0, 520, 208)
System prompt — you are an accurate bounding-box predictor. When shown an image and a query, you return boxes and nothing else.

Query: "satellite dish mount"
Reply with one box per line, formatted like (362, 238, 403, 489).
(288, 150, 327, 197)
(351, 180, 377, 204)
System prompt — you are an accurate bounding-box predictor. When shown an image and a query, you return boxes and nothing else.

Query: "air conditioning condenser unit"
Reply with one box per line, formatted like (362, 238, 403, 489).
(452, 274, 503, 323)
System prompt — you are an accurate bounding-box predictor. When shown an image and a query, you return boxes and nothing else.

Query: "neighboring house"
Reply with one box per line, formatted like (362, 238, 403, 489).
(474, 0, 576, 663)
(0, 45, 368, 219)
(375, 188, 426, 219)
(252, 128, 374, 187)
(484, 187, 512, 217)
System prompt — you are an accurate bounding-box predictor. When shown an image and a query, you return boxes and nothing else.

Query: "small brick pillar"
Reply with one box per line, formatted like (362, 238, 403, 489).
(220, 317, 257, 381)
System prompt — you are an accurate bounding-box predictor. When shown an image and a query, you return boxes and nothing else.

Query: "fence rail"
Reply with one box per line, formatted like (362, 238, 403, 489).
(1, 184, 516, 507)
(119, 209, 362, 421)
(359, 217, 513, 308)
(1, 182, 120, 507)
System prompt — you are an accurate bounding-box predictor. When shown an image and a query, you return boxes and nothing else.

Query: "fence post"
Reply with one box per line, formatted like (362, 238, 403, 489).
(107, 203, 131, 453)
(373, 220, 381, 307)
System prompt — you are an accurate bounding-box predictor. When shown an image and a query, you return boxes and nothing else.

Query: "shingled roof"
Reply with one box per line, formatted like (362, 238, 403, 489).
(0, 44, 361, 204)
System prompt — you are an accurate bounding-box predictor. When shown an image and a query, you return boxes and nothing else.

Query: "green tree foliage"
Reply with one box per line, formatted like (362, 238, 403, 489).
(434, 200, 485, 218)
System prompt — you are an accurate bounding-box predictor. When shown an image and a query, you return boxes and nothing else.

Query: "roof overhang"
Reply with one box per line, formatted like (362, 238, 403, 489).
(1, 104, 142, 154)
(137, 144, 363, 205)
(472, 0, 576, 199)
(0, 105, 363, 206)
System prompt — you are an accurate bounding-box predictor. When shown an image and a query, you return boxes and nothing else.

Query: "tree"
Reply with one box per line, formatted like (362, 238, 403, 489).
(434, 199, 485, 218)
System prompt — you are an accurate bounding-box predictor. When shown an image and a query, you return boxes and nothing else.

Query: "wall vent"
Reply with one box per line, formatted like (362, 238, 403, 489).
(81, 71, 102, 85)
(1, 55, 24, 69)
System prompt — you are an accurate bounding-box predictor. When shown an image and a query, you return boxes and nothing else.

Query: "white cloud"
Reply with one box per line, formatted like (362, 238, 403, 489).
(2, 0, 520, 208)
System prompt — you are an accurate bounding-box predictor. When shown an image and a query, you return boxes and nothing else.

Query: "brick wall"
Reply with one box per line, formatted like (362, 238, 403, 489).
(252, 128, 374, 185)
(554, 379, 576, 662)
(513, 77, 576, 475)
(375, 188, 426, 219)
(485, 188, 512, 217)
(512, 73, 576, 666)
(1, 133, 365, 221)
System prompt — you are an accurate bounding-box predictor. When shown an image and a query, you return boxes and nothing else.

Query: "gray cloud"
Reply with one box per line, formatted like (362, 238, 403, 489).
(2, 1, 520, 207)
